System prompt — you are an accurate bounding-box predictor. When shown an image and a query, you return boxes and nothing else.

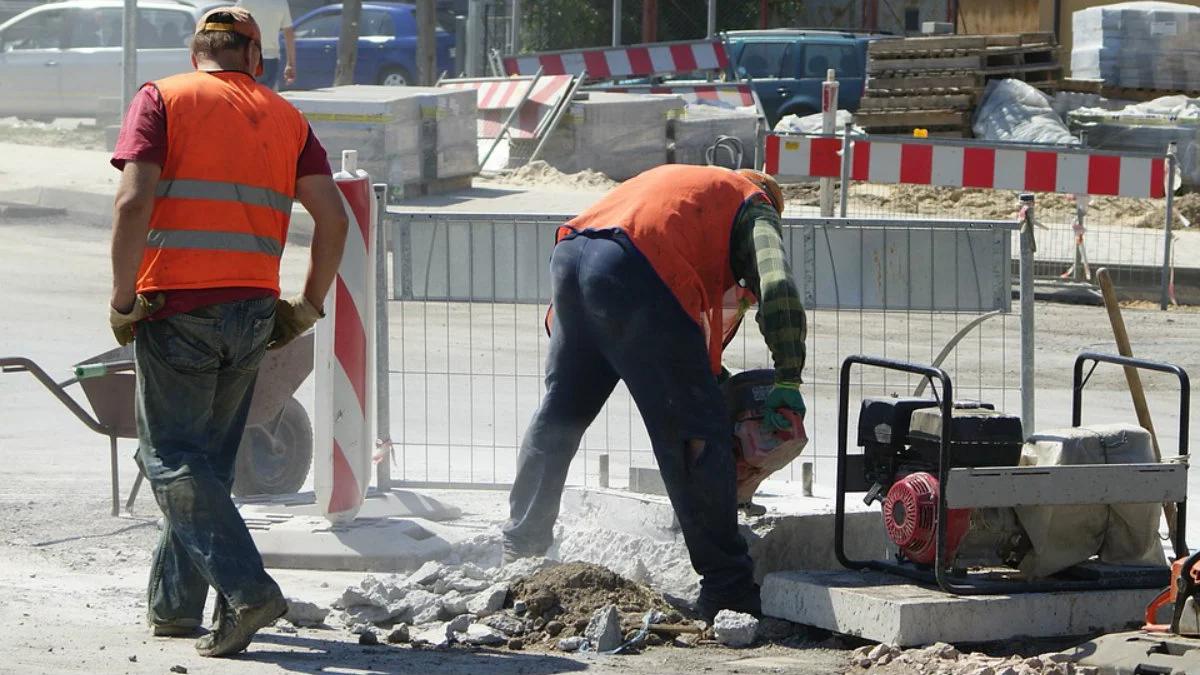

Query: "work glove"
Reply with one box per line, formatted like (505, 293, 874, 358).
(762, 381, 806, 433)
(109, 293, 165, 346)
(268, 293, 323, 350)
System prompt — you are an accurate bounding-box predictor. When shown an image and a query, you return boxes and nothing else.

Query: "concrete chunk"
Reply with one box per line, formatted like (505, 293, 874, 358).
(713, 610, 758, 648)
(284, 598, 328, 627)
(407, 561, 444, 587)
(584, 605, 623, 652)
(458, 624, 506, 646)
(466, 584, 508, 617)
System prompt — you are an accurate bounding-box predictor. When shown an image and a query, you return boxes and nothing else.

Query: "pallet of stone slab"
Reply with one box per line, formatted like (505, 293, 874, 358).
(1061, 77, 1200, 103)
(858, 94, 974, 112)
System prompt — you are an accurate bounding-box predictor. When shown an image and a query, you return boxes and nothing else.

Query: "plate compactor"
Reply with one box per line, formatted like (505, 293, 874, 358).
(836, 352, 1190, 595)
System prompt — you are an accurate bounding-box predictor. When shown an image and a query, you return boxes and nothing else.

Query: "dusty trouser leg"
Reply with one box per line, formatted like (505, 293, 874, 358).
(504, 235, 619, 555)
(137, 299, 282, 624)
(579, 232, 757, 613)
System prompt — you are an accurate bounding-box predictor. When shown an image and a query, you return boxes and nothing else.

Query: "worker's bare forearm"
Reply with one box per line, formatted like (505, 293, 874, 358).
(295, 174, 349, 310)
(110, 161, 161, 311)
(284, 28, 296, 67)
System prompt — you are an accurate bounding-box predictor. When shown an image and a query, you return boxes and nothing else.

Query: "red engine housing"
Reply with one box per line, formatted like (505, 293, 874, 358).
(882, 472, 971, 565)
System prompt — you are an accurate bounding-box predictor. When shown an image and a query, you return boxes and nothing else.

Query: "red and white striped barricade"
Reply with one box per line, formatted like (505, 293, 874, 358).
(583, 82, 755, 108)
(764, 133, 1167, 198)
(439, 74, 576, 139)
(315, 149, 377, 524)
(503, 39, 729, 80)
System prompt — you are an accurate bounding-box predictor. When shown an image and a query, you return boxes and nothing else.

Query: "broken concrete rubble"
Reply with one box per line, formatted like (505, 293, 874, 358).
(583, 605, 623, 652)
(713, 610, 758, 648)
(284, 597, 328, 627)
(457, 624, 506, 646)
(850, 643, 1102, 675)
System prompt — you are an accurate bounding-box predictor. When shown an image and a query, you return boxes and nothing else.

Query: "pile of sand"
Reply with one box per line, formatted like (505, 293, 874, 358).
(489, 161, 617, 191)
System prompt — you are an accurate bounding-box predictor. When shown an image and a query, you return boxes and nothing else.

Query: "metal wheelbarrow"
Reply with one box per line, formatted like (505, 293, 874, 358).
(1, 333, 314, 516)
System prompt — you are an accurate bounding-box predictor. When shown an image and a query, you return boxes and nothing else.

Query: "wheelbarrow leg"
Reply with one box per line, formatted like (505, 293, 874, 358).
(109, 435, 119, 517)
(126, 471, 144, 515)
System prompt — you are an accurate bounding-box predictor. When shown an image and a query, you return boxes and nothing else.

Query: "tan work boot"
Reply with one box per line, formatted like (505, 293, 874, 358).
(195, 593, 287, 657)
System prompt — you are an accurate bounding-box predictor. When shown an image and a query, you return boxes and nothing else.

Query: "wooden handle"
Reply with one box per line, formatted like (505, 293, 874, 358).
(1096, 268, 1178, 540)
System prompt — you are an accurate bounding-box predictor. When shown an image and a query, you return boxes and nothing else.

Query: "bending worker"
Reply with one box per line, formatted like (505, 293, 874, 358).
(503, 165, 807, 620)
(108, 7, 348, 657)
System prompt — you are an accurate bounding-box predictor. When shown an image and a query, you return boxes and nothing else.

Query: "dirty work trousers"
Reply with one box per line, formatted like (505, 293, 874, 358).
(503, 230, 756, 606)
(134, 297, 282, 626)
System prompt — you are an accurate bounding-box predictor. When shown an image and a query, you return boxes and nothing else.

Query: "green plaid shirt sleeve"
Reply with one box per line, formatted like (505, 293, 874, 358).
(729, 200, 807, 383)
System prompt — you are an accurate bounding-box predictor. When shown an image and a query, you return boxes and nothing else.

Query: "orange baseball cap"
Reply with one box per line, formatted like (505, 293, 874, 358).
(195, 6, 264, 76)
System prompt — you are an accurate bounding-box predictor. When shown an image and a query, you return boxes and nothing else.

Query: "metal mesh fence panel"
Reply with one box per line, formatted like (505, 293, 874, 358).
(383, 211, 1020, 491)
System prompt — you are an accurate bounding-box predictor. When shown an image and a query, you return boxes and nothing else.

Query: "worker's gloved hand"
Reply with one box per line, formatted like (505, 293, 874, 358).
(268, 293, 324, 350)
(109, 293, 165, 346)
(762, 381, 806, 432)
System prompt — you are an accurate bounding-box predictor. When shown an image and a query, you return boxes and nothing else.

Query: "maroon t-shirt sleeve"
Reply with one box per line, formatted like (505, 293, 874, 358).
(297, 126, 333, 178)
(110, 85, 167, 170)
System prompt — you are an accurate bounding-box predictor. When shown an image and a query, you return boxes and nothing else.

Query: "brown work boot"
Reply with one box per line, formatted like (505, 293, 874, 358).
(195, 593, 287, 657)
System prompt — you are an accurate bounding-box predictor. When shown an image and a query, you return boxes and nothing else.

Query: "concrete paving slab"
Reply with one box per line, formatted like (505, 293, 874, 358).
(761, 570, 1157, 646)
(243, 514, 472, 572)
(238, 488, 463, 521)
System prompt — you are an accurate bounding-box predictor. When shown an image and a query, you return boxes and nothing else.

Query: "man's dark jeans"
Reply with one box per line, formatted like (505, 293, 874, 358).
(134, 296, 282, 626)
(503, 231, 757, 605)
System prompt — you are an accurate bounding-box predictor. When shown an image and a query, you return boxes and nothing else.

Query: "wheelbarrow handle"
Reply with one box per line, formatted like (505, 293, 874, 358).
(0, 356, 109, 435)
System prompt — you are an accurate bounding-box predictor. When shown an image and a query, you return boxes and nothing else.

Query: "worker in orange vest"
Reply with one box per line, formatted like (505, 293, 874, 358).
(504, 165, 807, 621)
(108, 6, 349, 657)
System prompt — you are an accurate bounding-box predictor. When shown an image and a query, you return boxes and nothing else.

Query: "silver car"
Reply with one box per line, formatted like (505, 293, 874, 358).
(0, 0, 198, 118)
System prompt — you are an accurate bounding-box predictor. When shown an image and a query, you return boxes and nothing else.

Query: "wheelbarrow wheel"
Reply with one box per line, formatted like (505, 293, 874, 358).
(232, 397, 313, 497)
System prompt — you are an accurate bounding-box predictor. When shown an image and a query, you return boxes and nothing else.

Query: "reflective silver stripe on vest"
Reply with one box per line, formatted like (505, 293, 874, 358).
(156, 179, 293, 215)
(146, 229, 283, 257)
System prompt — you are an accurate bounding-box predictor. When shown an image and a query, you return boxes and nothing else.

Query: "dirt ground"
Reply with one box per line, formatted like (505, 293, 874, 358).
(4, 211, 1198, 673)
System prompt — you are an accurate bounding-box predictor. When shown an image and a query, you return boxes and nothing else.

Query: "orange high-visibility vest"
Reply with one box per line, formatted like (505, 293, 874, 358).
(135, 71, 310, 294)
(556, 165, 770, 375)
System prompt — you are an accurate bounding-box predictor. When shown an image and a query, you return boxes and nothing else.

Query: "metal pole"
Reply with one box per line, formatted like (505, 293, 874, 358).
(838, 121, 852, 217)
(1162, 143, 1177, 310)
(416, 0, 437, 85)
(612, 0, 622, 46)
(1019, 193, 1036, 437)
(820, 69, 839, 217)
(373, 183, 391, 492)
(466, 0, 485, 77)
(510, 0, 521, 53)
(455, 15, 467, 76)
(121, 0, 137, 114)
(707, 0, 717, 38)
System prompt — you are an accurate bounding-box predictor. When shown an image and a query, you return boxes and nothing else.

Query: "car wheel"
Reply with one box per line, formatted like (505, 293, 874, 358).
(232, 397, 313, 497)
(378, 67, 411, 87)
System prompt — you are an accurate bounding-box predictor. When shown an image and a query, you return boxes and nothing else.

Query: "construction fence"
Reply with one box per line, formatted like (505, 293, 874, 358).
(766, 131, 1181, 304)
(378, 208, 1023, 492)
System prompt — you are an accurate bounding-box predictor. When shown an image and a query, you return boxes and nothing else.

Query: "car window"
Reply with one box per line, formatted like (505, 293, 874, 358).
(68, 8, 191, 49)
(361, 9, 393, 37)
(391, 6, 415, 35)
(803, 44, 861, 78)
(735, 42, 788, 79)
(295, 12, 340, 38)
(1, 9, 66, 50)
(140, 9, 192, 48)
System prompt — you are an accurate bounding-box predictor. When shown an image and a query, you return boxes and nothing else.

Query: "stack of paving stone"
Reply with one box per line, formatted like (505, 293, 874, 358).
(283, 85, 477, 198)
(1072, 2, 1200, 93)
(507, 92, 685, 180)
(668, 104, 759, 169)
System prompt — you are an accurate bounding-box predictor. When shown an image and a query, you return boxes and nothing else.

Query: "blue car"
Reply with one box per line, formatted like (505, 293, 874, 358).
(286, 2, 454, 90)
(724, 29, 884, 127)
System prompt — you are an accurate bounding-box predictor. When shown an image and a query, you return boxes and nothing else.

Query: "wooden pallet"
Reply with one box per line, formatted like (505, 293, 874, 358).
(859, 94, 974, 111)
(868, 32, 1055, 58)
(854, 109, 969, 128)
(1059, 78, 1200, 101)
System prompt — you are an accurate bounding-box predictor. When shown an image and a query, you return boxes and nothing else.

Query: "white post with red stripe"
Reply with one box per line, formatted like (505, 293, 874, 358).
(314, 150, 377, 524)
(819, 70, 838, 217)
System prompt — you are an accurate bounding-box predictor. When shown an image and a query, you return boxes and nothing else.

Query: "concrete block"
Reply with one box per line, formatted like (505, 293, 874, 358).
(669, 105, 759, 168)
(243, 513, 465, 572)
(628, 467, 669, 497)
(238, 488, 463, 521)
(761, 570, 1157, 646)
